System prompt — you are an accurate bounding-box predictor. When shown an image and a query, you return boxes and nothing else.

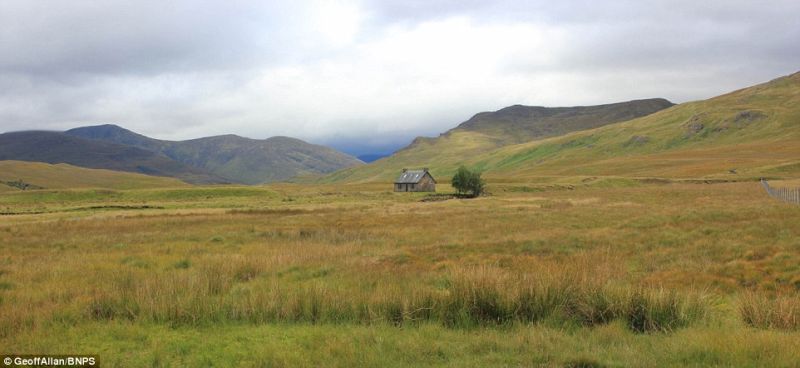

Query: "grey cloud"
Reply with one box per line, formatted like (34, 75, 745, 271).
(364, 0, 800, 25)
(0, 0, 798, 153)
(0, 1, 303, 77)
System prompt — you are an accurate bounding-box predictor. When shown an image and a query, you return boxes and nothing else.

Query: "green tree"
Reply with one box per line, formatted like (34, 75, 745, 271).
(451, 166, 485, 197)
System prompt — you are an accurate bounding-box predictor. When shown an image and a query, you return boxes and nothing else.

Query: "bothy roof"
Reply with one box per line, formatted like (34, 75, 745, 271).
(394, 169, 434, 184)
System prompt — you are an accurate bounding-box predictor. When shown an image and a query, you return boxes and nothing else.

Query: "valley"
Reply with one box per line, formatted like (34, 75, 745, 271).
(1, 72, 799, 367)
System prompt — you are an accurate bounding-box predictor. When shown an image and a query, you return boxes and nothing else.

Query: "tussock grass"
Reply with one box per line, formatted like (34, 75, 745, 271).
(2, 181, 800, 365)
(621, 288, 707, 333)
(439, 267, 707, 332)
(740, 292, 800, 330)
(77, 262, 707, 333)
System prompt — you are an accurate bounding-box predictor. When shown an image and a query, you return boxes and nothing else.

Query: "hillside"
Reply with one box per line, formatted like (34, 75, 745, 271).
(323, 99, 674, 182)
(66, 125, 364, 184)
(456, 98, 674, 144)
(324, 72, 800, 183)
(0, 160, 188, 190)
(472, 71, 800, 180)
(0, 131, 225, 184)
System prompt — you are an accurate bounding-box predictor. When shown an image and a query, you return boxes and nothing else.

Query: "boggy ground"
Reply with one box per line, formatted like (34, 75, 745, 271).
(0, 179, 798, 367)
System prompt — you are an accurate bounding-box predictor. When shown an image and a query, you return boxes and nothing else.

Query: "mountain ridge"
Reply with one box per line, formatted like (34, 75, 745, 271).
(0, 131, 226, 184)
(64, 125, 364, 184)
(455, 98, 674, 141)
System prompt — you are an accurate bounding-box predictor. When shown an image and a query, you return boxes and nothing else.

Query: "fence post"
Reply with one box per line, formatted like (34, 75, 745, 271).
(761, 180, 800, 205)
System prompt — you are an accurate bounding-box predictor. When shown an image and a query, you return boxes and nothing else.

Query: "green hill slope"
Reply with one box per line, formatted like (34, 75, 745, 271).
(0, 160, 188, 190)
(474, 71, 800, 180)
(324, 71, 800, 183)
(66, 125, 364, 184)
(323, 99, 674, 183)
(0, 131, 225, 184)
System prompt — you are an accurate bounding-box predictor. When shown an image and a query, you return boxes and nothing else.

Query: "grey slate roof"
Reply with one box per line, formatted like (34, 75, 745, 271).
(395, 169, 432, 184)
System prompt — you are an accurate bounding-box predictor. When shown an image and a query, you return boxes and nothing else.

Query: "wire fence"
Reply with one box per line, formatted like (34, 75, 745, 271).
(761, 179, 800, 205)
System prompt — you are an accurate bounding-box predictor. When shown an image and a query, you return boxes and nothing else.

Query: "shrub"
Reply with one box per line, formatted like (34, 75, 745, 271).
(451, 166, 485, 198)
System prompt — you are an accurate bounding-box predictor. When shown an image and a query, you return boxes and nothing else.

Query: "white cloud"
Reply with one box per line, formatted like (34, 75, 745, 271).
(309, 0, 364, 47)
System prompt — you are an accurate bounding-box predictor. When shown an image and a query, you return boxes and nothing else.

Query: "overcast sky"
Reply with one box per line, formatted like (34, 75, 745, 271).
(1, 1, 798, 156)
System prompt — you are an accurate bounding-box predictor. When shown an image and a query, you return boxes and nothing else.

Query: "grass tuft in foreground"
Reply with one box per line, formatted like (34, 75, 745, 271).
(80, 264, 708, 333)
(740, 292, 800, 330)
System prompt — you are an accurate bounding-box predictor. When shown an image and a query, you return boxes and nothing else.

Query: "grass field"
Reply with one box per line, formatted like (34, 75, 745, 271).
(1, 178, 799, 366)
(771, 179, 800, 188)
(0, 161, 188, 190)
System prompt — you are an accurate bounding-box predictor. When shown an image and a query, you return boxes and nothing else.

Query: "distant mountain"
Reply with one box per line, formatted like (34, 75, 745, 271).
(454, 98, 675, 144)
(66, 124, 168, 152)
(65, 125, 363, 184)
(323, 98, 674, 182)
(0, 131, 225, 184)
(324, 71, 800, 183)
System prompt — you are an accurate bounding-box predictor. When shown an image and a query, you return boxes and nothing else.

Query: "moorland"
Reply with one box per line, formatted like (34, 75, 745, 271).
(1, 177, 799, 366)
(1, 72, 799, 367)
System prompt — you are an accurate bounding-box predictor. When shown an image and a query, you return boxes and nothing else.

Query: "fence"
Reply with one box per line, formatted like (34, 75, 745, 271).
(761, 179, 800, 205)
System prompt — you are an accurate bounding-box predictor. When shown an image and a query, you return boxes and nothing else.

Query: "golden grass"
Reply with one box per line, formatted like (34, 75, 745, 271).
(740, 292, 800, 330)
(770, 179, 800, 188)
(0, 160, 188, 190)
(1, 180, 799, 364)
(0, 184, 18, 193)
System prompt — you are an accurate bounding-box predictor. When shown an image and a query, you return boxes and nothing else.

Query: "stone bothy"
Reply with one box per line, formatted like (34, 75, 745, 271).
(394, 168, 436, 192)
